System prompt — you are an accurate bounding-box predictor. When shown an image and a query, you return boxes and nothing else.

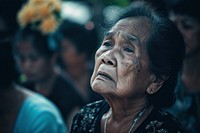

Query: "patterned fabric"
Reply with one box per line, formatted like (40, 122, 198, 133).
(71, 100, 184, 133)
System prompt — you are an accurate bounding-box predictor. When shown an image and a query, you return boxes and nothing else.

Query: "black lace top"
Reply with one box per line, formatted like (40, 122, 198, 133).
(70, 100, 185, 133)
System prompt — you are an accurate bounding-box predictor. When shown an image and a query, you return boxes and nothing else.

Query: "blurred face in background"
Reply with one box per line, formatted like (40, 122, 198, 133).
(15, 40, 53, 82)
(60, 38, 86, 68)
(169, 12, 200, 55)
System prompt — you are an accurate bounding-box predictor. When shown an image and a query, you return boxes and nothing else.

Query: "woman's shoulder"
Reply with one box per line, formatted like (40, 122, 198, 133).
(14, 90, 67, 133)
(138, 108, 185, 133)
(70, 100, 108, 133)
(18, 92, 65, 120)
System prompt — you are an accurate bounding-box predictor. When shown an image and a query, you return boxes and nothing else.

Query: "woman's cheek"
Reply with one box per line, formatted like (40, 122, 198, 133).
(120, 59, 141, 77)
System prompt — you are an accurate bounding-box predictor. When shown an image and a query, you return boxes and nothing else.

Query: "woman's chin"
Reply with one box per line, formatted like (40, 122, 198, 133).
(91, 80, 109, 94)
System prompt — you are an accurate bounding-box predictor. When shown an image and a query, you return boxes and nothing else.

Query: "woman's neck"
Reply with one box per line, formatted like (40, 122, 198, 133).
(35, 72, 57, 96)
(105, 95, 149, 122)
(102, 95, 153, 133)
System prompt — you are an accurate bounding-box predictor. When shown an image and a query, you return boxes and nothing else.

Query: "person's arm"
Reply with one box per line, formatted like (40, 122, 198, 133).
(13, 94, 68, 133)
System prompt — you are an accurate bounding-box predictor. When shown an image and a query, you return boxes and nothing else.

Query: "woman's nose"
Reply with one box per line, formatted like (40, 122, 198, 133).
(22, 59, 32, 70)
(101, 52, 116, 66)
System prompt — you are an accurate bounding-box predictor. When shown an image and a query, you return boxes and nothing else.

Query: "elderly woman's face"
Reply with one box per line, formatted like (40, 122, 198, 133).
(91, 17, 153, 98)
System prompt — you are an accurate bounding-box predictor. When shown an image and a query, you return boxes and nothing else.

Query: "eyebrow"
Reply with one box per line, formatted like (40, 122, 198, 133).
(105, 31, 115, 37)
(126, 34, 140, 45)
(105, 31, 140, 45)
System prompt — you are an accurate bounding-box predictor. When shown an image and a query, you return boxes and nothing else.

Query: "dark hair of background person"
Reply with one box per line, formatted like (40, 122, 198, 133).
(13, 26, 58, 59)
(166, 0, 200, 21)
(56, 19, 98, 61)
(104, 1, 185, 108)
(0, 41, 18, 90)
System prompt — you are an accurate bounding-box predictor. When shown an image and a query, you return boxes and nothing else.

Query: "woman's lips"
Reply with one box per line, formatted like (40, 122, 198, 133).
(97, 71, 113, 81)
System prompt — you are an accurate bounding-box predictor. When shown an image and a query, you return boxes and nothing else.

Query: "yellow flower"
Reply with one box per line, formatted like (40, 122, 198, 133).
(54, 2, 61, 12)
(17, 0, 62, 34)
(40, 15, 58, 34)
(37, 3, 51, 18)
(29, 0, 43, 4)
(18, 5, 36, 27)
(49, 0, 61, 12)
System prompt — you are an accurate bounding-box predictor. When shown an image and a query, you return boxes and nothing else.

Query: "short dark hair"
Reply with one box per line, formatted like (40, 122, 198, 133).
(13, 27, 58, 59)
(108, 1, 185, 108)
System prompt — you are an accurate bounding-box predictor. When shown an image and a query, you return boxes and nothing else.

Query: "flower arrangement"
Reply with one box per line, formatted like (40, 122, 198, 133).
(17, 0, 62, 34)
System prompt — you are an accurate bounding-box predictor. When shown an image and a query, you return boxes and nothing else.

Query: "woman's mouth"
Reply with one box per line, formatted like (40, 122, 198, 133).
(97, 71, 113, 81)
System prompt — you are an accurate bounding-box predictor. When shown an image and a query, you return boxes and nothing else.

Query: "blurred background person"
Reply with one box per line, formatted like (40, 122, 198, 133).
(166, 0, 200, 132)
(56, 19, 102, 104)
(13, 0, 83, 129)
(0, 27, 67, 133)
(0, 0, 67, 133)
(167, 0, 200, 91)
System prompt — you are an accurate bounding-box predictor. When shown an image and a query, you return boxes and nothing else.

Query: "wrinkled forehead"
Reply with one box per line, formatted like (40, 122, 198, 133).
(110, 17, 151, 44)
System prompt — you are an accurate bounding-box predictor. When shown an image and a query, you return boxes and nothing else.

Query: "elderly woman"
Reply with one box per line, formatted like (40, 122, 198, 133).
(70, 1, 185, 133)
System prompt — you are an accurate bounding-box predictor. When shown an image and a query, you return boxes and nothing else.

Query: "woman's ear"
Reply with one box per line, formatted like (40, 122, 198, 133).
(146, 75, 168, 94)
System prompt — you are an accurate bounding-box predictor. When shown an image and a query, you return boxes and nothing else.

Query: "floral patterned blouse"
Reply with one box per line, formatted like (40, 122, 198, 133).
(70, 100, 184, 133)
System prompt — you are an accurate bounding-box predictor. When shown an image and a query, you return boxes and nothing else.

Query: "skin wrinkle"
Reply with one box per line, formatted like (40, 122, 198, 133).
(104, 93, 148, 122)
(105, 31, 142, 72)
(104, 32, 142, 93)
(93, 50, 118, 92)
(115, 17, 151, 44)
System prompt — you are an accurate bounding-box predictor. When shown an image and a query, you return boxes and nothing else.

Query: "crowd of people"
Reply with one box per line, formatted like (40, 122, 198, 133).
(0, 0, 199, 132)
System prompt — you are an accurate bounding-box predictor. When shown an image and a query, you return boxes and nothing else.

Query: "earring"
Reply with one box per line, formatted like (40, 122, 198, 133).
(150, 89, 154, 94)
(147, 87, 154, 94)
